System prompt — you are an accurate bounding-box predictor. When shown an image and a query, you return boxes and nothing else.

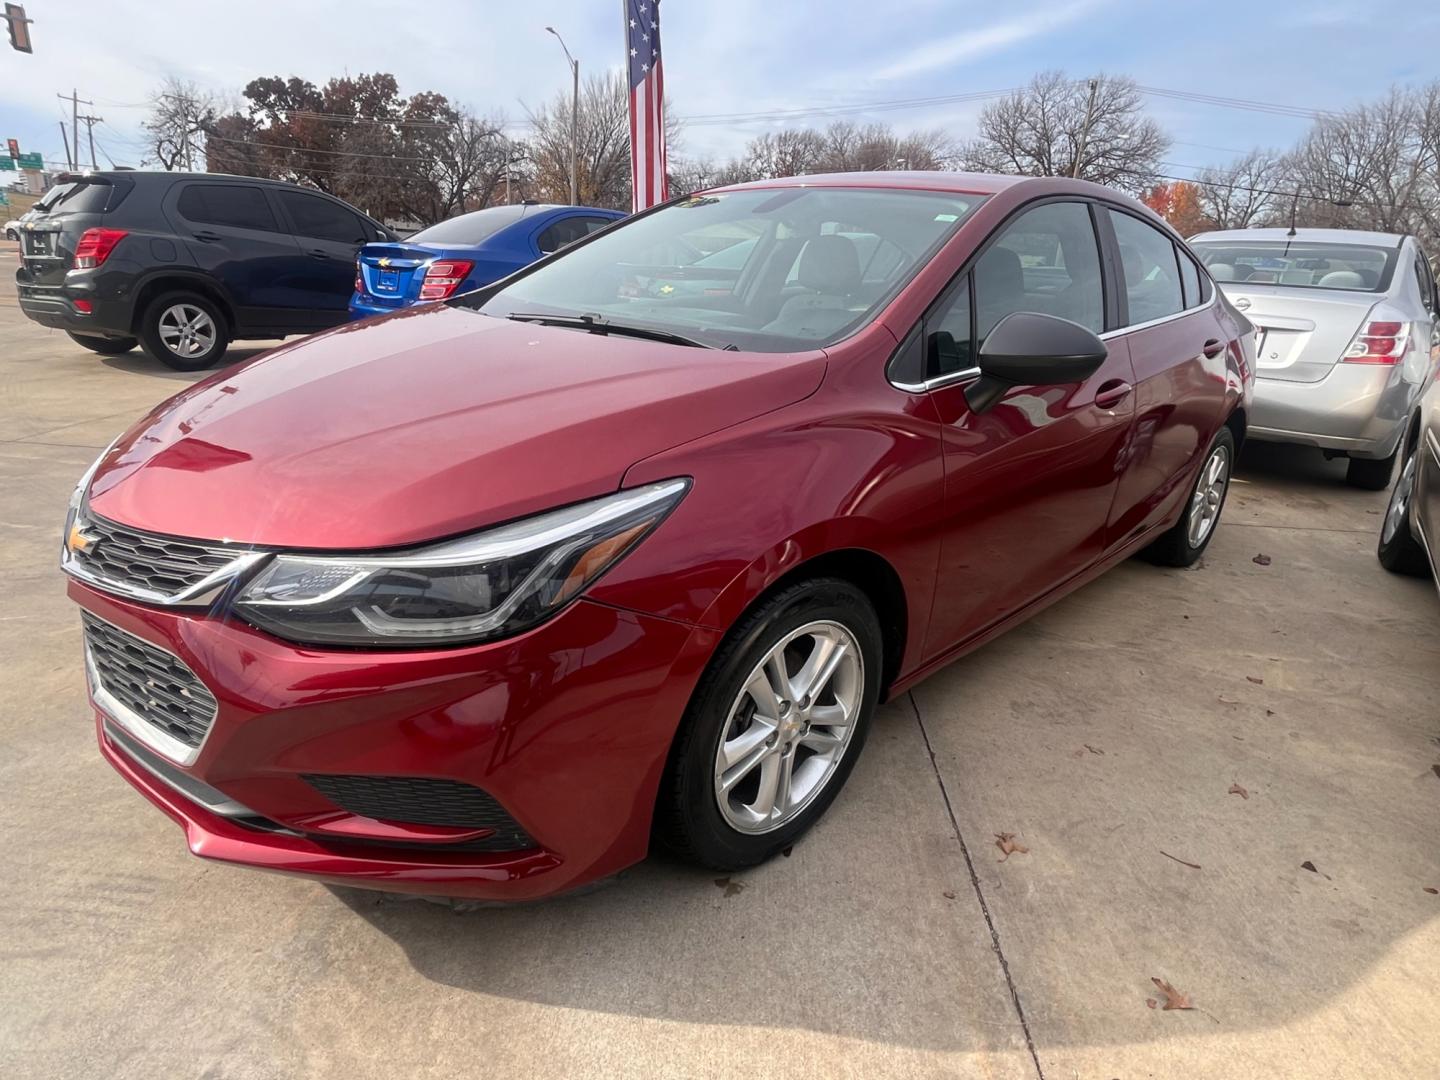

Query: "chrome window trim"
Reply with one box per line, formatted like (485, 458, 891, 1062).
(1099, 292, 1219, 341)
(890, 365, 983, 394)
(83, 612, 217, 768)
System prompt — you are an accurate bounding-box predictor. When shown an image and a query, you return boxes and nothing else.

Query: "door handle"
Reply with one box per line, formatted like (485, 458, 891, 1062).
(1094, 379, 1132, 409)
(193, 230, 220, 243)
(1202, 338, 1225, 359)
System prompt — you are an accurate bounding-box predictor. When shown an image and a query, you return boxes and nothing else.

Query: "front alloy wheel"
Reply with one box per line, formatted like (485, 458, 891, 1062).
(1142, 425, 1236, 567)
(656, 578, 882, 870)
(713, 620, 864, 834)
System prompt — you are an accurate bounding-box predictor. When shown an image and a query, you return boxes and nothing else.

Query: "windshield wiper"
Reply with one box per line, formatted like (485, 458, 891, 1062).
(506, 312, 726, 350)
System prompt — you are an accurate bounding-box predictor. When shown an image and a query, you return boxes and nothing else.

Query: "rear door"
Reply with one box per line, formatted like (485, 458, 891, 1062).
(167, 182, 306, 333)
(1102, 208, 1231, 547)
(272, 189, 376, 327)
(919, 199, 1138, 654)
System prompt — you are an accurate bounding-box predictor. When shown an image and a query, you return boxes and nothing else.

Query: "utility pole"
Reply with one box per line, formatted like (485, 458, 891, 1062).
(1072, 78, 1099, 180)
(78, 113, 103, 169)
(57, 88, 92, 171)
(57, 121, 71, 172)
(546, 26, 580, 205)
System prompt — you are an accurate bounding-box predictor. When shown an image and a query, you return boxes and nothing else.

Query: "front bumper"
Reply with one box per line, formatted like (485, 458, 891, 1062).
(1249, 362, 1419, 458)
(75, 581, 717, 900)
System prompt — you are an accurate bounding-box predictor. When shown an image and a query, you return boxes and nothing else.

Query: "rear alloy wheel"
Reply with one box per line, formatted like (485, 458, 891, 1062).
(1347, 449, 1397, 491)
(66, 332, 138, 355)
(138, 292, 229, 371)
(1142, 426, 1235, 567)
(1377, 435, 1431, 577)
(655, 578, 882, 870)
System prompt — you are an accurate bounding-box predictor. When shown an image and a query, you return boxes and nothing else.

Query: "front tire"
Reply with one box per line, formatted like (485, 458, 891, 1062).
(138, 292, 229, 371)
(655, 578, 883, 871)
(1347, 449, 1397, 491)
(1143, 426, 1236, 567)
(1377, 433, 1430, 576)
(66, 332, 138, 355)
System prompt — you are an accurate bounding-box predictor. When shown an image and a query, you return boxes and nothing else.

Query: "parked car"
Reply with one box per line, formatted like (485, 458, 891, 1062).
(15, 171, 394, 370)
(349, 202, 625, 320)
(63, 172, 1252, 901)
(1377, 378, 1439, 587)
(5, 210, 32, 240)
(1188, 227, 1439, 488)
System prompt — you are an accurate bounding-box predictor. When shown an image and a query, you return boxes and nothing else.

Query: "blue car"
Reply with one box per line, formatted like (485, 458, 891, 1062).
(349, 203, 626, 320)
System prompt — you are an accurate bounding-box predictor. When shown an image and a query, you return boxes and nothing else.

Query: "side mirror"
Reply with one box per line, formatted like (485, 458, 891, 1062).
(965, 311, 1108, 413)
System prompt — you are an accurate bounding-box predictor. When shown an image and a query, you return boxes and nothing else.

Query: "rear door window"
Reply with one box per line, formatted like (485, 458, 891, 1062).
(277, 191, 366, 243)
(537, 216, 606, 255)
(1109, 211, 1184, 325)
(1414, 253, 1435, 314)
(177, 184, 279, 232)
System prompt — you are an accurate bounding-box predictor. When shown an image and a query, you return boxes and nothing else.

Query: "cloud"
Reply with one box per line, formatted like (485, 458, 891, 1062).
(873, 0, 1108, 81)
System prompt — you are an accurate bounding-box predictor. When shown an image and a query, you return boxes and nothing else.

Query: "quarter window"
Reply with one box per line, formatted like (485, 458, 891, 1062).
(926, 276, 974, 378)
(974, 201, 1105, 343)
(1110, 211, 1185, 324)
(277, 191, 366, 244)
(1178, 250, 1202, 309)
(538, 216, 611, 254)
(177, 184, 278, 232)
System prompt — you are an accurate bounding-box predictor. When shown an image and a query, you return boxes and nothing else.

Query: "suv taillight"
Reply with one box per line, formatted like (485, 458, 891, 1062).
(1343, 319, 1410, 365)
(73, 227, 128, 269)
(418, 260, 474, 301)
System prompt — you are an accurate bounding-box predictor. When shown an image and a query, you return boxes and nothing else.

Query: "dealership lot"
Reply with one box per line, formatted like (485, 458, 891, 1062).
(2, 265, 1438, 1080)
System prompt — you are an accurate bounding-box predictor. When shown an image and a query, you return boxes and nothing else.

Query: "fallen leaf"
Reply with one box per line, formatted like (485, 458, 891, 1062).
(943, 890, 957, 900)
(1246, 675, 1264, 685)
(1424, 887, 1438, 895)
(1151, 977, 1193, 1011)
(995, 832, 1029, 861)
(713, 877, 746, 897)
(1252, 553, 1272, 566)
(1228, 783, 1249, 800)
(1146, 998, 1157, 1009)
(1160, 850, 1202, 870)
(780, 845, 793, 858)
(1265, 709, 1276, 717)
(1300, 861, 1333, 881)
(1084, 744, 1105, 756)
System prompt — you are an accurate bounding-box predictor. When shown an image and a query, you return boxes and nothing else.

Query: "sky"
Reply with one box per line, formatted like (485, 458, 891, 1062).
(2, 0, 1438, 183)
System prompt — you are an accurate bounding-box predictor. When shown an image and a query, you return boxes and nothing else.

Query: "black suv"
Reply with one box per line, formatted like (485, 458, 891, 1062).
(15, 171, 394, 370)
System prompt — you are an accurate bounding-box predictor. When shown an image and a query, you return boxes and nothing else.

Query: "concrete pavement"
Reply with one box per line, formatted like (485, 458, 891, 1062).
(1, 276, 1436, 1079)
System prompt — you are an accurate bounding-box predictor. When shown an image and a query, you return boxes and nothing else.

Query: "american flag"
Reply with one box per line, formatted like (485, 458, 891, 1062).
(626, 0, 668, 212)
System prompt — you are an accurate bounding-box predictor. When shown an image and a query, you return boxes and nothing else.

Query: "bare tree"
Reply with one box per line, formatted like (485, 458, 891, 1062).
(712, 120, 956, 185)
(144, 77, 220, 170)
(1193, 149, 1286, 230)
(960, 71, 1168, 193)
(528, 72, 657, 209)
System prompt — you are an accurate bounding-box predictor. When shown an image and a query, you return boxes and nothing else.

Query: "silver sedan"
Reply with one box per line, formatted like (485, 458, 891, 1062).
(1189, 227, 1439, 488)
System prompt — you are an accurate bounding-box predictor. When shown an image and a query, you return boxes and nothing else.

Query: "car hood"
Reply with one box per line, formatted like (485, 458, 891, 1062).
(88, 305, 826, 548)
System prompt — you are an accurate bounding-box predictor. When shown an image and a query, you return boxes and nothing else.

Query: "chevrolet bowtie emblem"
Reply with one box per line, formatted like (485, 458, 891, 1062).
(377, 257, 391, 268)
(67, 521, 99, 555)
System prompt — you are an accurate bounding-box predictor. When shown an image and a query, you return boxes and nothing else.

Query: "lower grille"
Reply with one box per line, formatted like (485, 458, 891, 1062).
(83, 613, 218, 751)
(302, 774, 535, 851)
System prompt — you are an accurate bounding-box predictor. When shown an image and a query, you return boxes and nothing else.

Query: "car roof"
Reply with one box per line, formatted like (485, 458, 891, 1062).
(1190, 227, 1407, 248)
(704, 170, 1032, 197)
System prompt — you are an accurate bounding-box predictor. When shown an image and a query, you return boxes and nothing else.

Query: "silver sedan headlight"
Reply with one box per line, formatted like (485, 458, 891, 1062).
(233, 479, 689, 647)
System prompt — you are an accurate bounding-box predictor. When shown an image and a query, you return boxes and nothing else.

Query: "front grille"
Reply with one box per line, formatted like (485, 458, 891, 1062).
(303, 774, 536, 852)
(83, 613, 218, 750)
(73, 513, 243, 598)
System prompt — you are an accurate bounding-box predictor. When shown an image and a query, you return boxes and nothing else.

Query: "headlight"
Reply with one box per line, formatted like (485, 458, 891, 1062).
(234, 478, 689, 647)
(63, 438, 119, 560)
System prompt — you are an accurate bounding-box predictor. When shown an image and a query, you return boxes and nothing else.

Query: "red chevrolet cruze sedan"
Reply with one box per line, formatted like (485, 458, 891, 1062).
(63, 173, 1253, 900)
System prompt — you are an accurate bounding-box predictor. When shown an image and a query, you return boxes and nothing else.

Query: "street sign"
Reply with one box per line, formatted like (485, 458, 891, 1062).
(17, 152, 42, 169)
(0, 156, 14, 171)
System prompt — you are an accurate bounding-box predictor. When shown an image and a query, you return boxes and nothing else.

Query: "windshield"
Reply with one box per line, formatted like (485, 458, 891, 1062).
(471, 187, 986, 352)
(410, 206, 529, 246)
(1190, 239, 1399, 293)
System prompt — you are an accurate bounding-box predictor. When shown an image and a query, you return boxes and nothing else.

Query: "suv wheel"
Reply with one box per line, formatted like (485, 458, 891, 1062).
(66, 332, 138, 355)
(139, 292, 229, 371)
(655, 578, 882, 871)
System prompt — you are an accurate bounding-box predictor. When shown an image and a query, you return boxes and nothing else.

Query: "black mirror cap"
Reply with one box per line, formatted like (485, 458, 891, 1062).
(977, 311, 1108, 387)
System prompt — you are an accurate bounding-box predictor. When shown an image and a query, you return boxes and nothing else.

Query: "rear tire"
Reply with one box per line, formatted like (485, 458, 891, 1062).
(66, 332, 138, 355)
(1377, 432, 1431, 577)
(138, 292, 229, 371)
(1346, 450, 1397, 491)
(1142, 426, 1236, 567)
(654, 578, 883, 871)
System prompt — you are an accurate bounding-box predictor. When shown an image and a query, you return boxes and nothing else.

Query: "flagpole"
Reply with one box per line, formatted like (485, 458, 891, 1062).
(621, 0, 633, 213)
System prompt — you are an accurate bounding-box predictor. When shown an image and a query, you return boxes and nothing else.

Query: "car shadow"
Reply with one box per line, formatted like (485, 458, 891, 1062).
(99, 344, 284, 382)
